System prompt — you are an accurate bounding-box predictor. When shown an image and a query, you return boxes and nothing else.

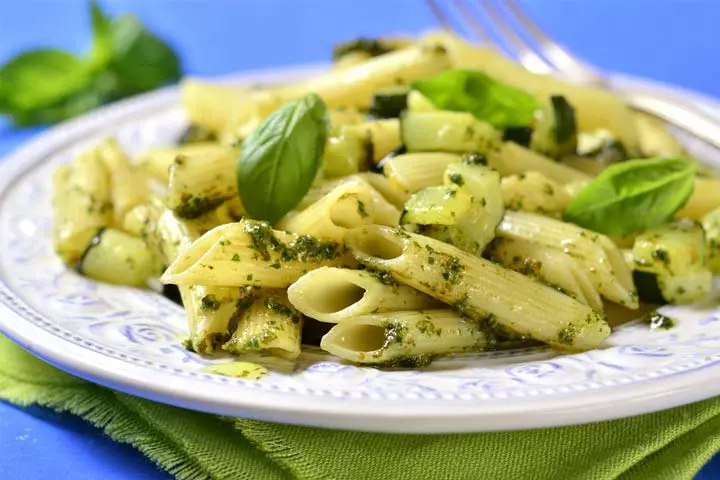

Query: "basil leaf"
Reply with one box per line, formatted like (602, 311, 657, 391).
(88, 0, 113, 71)
(412, 69, 538, 129)
(0, 50, 91, 114)
(108, 15, 181, 95)
(237, 93, 329, 224)
(563, 158, 696, 236)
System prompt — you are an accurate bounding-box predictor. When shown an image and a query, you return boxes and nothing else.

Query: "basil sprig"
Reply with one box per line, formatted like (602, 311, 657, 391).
(237, 93, 329, 224)
(412, 69, 538, 129)
(563, 157, 695, 236)
(0, 1, 180, 126)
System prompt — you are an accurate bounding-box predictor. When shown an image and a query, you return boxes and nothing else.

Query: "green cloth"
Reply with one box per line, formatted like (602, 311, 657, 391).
(1, 335, 718, 480)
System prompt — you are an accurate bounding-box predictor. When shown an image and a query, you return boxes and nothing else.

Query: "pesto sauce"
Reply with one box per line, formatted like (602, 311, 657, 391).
(243, 220, 343, 264)
(203, 362, 268, 380)
(175, 193, 225, 219)
(363, 266, 400, 287)
(642, 311, 676, 330)
(557, 324, 578, 345)
(200, 294, 221, 311)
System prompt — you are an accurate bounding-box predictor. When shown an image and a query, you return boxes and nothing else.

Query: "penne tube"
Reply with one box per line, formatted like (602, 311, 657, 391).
(181, 79, 254, 132)
(161, 220, 355, 287)
(138, 143, 231, 183)
(500, 171, 571, 216)
(345, 225, 609, 350)
(383, 152, 461, 193)
(488, 142, 591, 185)
(497, 211, 638, 308)
(181, 284, 252, 354)
(676, 178, 720, 220)
(320, 310, 488, 364)
(279, 182, 376, 242)
(487, 238, 603, 312)
(95, 138, 149, 225)
(166, 146, 238, 219)
(224, 289, 303, 360)
(287, 267, 438, 323)
(52, 150, 113, 265)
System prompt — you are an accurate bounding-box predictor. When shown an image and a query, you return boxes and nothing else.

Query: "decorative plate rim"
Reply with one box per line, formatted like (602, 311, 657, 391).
(1, 64, 720, 433)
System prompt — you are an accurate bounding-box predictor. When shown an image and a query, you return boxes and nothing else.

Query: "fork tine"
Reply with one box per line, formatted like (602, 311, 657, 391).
(427, 0, 492, 44)
(504, 0, 603, 84)
(478, 0, 555, 75)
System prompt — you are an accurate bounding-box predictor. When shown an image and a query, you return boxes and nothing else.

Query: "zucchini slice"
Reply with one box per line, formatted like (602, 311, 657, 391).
(400, 111, 500, 153)
(400, 185, 472, 225)
(530, 95, 577, 158)
(502, 126, 533, 148)
(77, 228, 155, 287)
(368, 86, 410, 119)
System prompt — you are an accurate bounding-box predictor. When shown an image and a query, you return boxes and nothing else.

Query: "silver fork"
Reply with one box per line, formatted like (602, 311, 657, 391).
(427, 0, 720, 151)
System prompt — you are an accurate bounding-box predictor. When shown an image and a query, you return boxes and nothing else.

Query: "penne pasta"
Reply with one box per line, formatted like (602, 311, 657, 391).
(161, 220, 355, 287)
(383, 152, 460, 193)
(166, 146, 238, 219)
(138, 143, 231, 183)
(487, 238, 603, 312)
(345, 225, 610, 350)
(320, 310, 488, 364)
(500, 171, 571, 216)
(95, 138, 149, 225)
(287, 266, 438, 323)
(279, 182, 376, 242)
(488, 142, 591, 185)
(497, 211, 638, 308)
(224, 289, 303, 360)
(676, 178, 720, 220)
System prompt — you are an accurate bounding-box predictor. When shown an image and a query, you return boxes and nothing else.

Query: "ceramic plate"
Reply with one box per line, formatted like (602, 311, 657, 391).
(1, 65, 720, 433)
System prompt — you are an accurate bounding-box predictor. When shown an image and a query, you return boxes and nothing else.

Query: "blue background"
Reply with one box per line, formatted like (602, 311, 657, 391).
(1, 0, 720, 478)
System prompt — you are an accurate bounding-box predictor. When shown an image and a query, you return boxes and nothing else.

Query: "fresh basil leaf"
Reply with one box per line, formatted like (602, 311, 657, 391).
(88, 0, 113, 71)
(412, 69, 538, 129)
(563, 157, 696, 236)
(237, 93, 329, 224)
(0, 49, 91, 114)
(108, 15, 181, 95)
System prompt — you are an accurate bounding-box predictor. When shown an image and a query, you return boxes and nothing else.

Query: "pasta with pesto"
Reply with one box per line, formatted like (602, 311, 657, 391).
(49, 32, 718, 367)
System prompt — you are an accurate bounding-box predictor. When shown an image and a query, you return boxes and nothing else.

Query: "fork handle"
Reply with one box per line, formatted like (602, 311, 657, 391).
(617, 91, 720, 151)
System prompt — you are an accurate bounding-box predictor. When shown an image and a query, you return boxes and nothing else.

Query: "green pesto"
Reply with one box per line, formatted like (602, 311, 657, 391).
(462, 152, 487, 166)
(200, 294, 221, 311)
(652, 248, 670, 269)
(543, 183, 555, 196)
(243, 220, 343, 264)
(264, 296, 294, 318)
(231, 253, 241, 262)
(246, 274, 253, 281)
(416, 318, 442, 336)
(557, 324, 578, 345)
(642, 311, 676, 330)
(332, 38, 395, 60)
(364, 266, 400, 287)
(376, 354, 435, 369)
(357, 200, 368, 217)
(448, 173, 464, 186)
(181, 337, 195, 352)
(382, 321, 412, 348)
(174, 193, 225, 219)
(441, 255, 464, 285)
(269, 262, 281, 269)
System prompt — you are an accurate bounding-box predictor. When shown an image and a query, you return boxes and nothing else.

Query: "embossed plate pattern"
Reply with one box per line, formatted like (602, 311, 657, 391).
(1, 65, 720, 433)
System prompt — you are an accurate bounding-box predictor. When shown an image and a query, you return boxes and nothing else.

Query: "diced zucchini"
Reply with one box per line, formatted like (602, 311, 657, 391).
(400, 111, 500, 153)
(406, 90, 437, 112)
(530, 95, 577, 158)
(632, 219, 706, 277)
(400, 185, 472, 225)
(373, 144, 407, 173)
(502, 126, 533, 148)
(701, 206, 720, 273)
(323, 125, 372, 178)
(368, 86, 409, 119)
(77, 228, 155, 287)
(658, 270, 712, 304)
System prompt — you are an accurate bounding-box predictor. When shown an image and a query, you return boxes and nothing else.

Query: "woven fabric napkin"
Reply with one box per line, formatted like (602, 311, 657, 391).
(1, 335, 718, 480)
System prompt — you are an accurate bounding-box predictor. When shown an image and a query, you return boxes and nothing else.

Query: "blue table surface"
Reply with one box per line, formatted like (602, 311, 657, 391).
(2, 1, 720, 478)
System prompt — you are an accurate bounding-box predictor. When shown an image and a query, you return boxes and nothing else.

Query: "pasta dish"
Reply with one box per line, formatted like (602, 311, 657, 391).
(51, 33, 720, 368)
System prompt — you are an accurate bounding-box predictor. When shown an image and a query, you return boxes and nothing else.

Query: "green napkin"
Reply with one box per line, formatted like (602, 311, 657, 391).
(1, 335, 718, 480)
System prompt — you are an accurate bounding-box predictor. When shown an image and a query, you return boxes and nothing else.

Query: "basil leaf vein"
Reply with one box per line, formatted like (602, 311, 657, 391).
(237, 93, 329, 224)
(411, 69, 538, 129)
(563, 157, 696, 236)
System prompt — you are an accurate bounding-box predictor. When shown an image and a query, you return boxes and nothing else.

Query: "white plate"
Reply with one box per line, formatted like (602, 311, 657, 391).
(1, 65, 720, 433)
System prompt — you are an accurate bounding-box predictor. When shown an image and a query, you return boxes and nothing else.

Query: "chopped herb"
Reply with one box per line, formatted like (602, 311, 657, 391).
(174, 193, 225, 219)
(441, 255, 464, 285)
(357, 200, 368, 217)
(364, 266, 399, 286)
(264, 296, 295, 317)
(642, 311, 676, 330)
(200, 294, 221, 311)
(231, 253, 241, 262)
(448, 173, 464, 186)
(269, 262, 281, 269)
(246, 274, 253, 281)
(557, 324, 578, 345)
(462, 152, 487, 166)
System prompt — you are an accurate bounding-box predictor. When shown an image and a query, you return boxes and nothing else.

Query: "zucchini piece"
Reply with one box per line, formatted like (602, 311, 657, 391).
(406, 90, 437, 112)
(502, 126, 533, 148)
(368, 86, 409, 119)
(632, 219, 706, 277)
(400, 185, 473, 225)
(702, 206, 720, 273)
(323, 125, 372, 178)
(530, 95, 577, 158)
(401, 111, 500, 153)
(658, 270, 712, 304)
(77, 228, 155, 287)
